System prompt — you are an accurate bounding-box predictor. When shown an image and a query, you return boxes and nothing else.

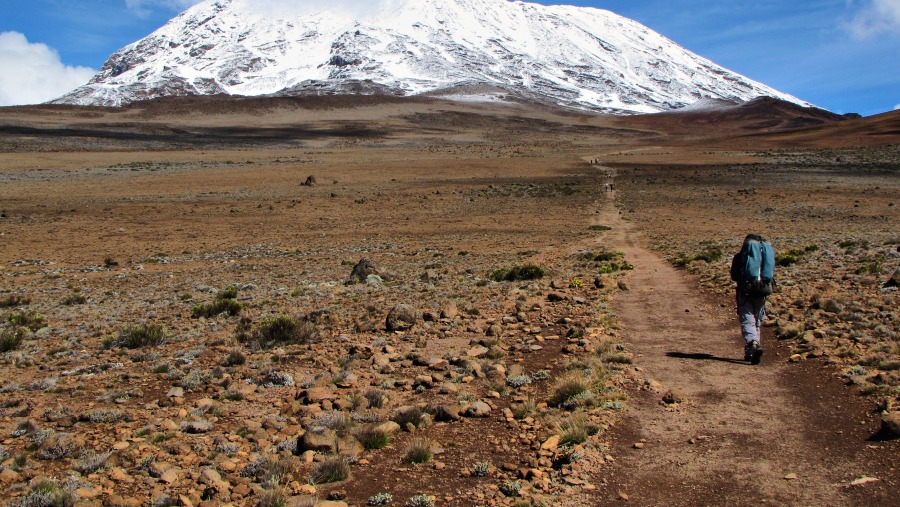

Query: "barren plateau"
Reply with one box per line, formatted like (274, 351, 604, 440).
(0, 96, 898, 507)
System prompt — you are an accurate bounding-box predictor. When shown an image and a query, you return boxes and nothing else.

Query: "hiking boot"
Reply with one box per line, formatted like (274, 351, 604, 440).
(747, 341, 763, 365)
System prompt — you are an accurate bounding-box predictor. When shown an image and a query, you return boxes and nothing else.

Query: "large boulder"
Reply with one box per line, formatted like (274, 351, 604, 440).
(386, 304, 419, 332)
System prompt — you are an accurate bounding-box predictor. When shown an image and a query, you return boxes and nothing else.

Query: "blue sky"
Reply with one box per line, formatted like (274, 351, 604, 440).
(1, 0, 898, 115)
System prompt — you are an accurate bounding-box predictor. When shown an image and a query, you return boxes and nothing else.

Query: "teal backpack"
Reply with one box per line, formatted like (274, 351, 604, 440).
(732, 235, 775, 296)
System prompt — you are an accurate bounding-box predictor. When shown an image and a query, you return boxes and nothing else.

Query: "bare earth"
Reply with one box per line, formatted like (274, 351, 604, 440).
(0, 96, 897, 507)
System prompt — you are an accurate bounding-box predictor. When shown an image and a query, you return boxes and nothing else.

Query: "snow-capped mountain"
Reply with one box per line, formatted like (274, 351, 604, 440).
(54, 0, 809, 113)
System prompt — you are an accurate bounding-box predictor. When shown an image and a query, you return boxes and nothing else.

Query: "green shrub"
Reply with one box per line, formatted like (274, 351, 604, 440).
(548, 373, 591, 409)
(219, 286, 239, 299)
(8, 311, 46, 332)
(222, 348, 247, 366)
(16, 479, 74, 507)
(309, 456, 350, 484)
(238, 314, 319, 350)
(193, 298, 243, 318)
(391, 406, 426, 430)
(490, 264, 545, 282)
(588, 225, 612, 231)
(256, 490, 287, 507)
(354, 425, 391, 450)
(404, 436, 433, 464)
(0, 295, 30, 308)
(556, 413, 599, 446)
(0, 326, 25, 353)
(113, 323, 167, 349)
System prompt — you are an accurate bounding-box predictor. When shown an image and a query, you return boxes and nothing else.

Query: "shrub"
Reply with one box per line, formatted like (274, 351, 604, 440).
(222, 348, 246, 366)
(556, 413, 597, 446)
(368, 493, 394, 506)
(309, 456, 350, 484)
(72, 450, 111, 474)
(0, 326, 25, 353)
(11, 478, 74, 507)
(364, 388, 387, 409)
(588, 225, 612, 231)
(61, 292, 87, 306)
(239, 314, 318, 349)
(391, 406, 426, 430)
(354, 425, 391, 450)
(256, 489, 287, 507)
(506, 375, 532, 388)
(192, 298, 242, 318)
(219, 286, 239, 300)
(404, 436, 433, 464)
(512, 397, 537, 420)
(500, 480, 522, 497)
(79, 409, 127, 423)
(0, 295, 30, 308)
(548, 374, 591, 409)
(315, 411, 354, 432)
(113, 324, 167, 349)
(405, 495, 434, 507)
(490, 264, 545, 282)
(472, 462, 491, 477)
(8, 312, 46, 332)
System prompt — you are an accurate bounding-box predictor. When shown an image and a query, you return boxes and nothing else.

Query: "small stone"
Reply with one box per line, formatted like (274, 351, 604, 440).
(662, 388, 685, 405)
(618, 491, 630, 501)
(465, 401, 492, 417)
(167, 387, 184, 398)
(386, 304, 420, 332)
(784, 473, 798, 480)
(541, 435, 560, 451)
(879, 412, 900, 439)
(632, 442, 645, 449)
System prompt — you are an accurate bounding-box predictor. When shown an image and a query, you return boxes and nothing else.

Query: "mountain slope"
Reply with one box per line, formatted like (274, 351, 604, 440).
(54, 0, 809, 113)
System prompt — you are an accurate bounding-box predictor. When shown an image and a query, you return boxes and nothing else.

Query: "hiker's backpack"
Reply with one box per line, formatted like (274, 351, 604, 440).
(732, 235, 776, 296)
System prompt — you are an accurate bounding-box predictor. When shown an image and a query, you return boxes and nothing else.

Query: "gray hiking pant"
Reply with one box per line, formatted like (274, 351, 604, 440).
(736, 291, 767, 345)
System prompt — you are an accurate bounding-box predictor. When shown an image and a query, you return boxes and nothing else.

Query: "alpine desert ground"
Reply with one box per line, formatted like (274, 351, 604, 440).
(0, 96, 897, 507)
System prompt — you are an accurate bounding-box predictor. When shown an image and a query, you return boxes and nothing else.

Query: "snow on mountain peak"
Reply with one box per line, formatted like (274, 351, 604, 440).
(54, 0, 810, 113)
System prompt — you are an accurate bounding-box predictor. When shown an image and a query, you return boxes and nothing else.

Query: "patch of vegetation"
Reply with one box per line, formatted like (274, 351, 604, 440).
(472, 462, 492, 477)
(368, 493, 394, 506)
(776, 244, 819, 267)
(405, 495, 434, 507)
(309, 456, 350, 484)
(72, 450, 111, 474)
(354, 425, 391, 450)
(404, 436, 433, 464)
(256, 489, 287, 507)
(222, 348, 247, 366)
(0, 326, 25, 353)
(673, 241, 722, 267)
(10, 478, 74, 507)
(489, 264, 546, 282)
(391, 406, 426, 430)
(192, 298, 242, 318)
(588, 225, 612, 231)
(110, 323, 168, 349)
(592, 249, 634, 273)
(61, 291, 87, 306)
(8, 311, 46, 332)
(237, 314, 319, 350)
(556, 413, 600, 446)
(548, 373, 592, 409)
(500, 480, 522, 497)
(0, 294, 30, 308)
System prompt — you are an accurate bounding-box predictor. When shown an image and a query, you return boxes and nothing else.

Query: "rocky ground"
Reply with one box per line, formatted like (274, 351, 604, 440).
(0, 97, 898, 506)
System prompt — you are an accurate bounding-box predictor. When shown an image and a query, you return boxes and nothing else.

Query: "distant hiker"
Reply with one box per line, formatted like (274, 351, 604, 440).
(604, 183, 610, 192)
(730, 234, 776, 364)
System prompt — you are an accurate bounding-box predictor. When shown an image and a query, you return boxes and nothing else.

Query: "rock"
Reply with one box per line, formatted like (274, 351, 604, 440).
(386, 304, 419, 332)
(884, 268, 900, 288)
(372, 421, 401, 435)
(467, 346, 489, 358)
(167, 387, 185, 398)
(879, 412, 900, 439)
(301, 175, 317, 186)
(302, 387, 335, 404)
(427, 404, 461, 422)
(349, 258, 378, 284)
(662, 388, 685, 405)
(464, 401, 492, 418)
(540, 435, 560, 451)
(617, 280, 629, 291)
(0, 468, 21, 483)
(300, 428, 363, 457)
(784, 473, 798, 480)
(547, 292, 566, 302)
(160, 468, 181, 484)
(440, 302, 459, 319)
(314, 502, 349, 507)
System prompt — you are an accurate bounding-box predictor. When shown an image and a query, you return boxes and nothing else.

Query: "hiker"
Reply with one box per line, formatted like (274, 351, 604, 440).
(730, 234, 776, 364)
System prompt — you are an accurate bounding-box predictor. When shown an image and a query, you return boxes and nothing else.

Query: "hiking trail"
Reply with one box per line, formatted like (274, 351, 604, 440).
(587, 181, 895, 506)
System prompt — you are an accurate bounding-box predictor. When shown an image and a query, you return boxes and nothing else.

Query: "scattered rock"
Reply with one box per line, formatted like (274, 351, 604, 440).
(878, 412, 900, 439)
(349, 258, 378, 284)
(464, 401, 492, 418)
(301, 175, 317, 186)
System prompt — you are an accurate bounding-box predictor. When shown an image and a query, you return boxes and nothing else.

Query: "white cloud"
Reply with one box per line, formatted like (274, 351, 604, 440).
(846, 0, 900, 38)
(895, 103, 900, 110)
(0, 32, 96, 106)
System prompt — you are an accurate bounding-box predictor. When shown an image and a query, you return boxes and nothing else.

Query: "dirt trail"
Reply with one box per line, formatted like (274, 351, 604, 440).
(591, 186, 893, 506)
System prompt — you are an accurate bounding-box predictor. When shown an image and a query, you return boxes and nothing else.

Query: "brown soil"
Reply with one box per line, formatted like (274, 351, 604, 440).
(0, 95, 897, 506)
